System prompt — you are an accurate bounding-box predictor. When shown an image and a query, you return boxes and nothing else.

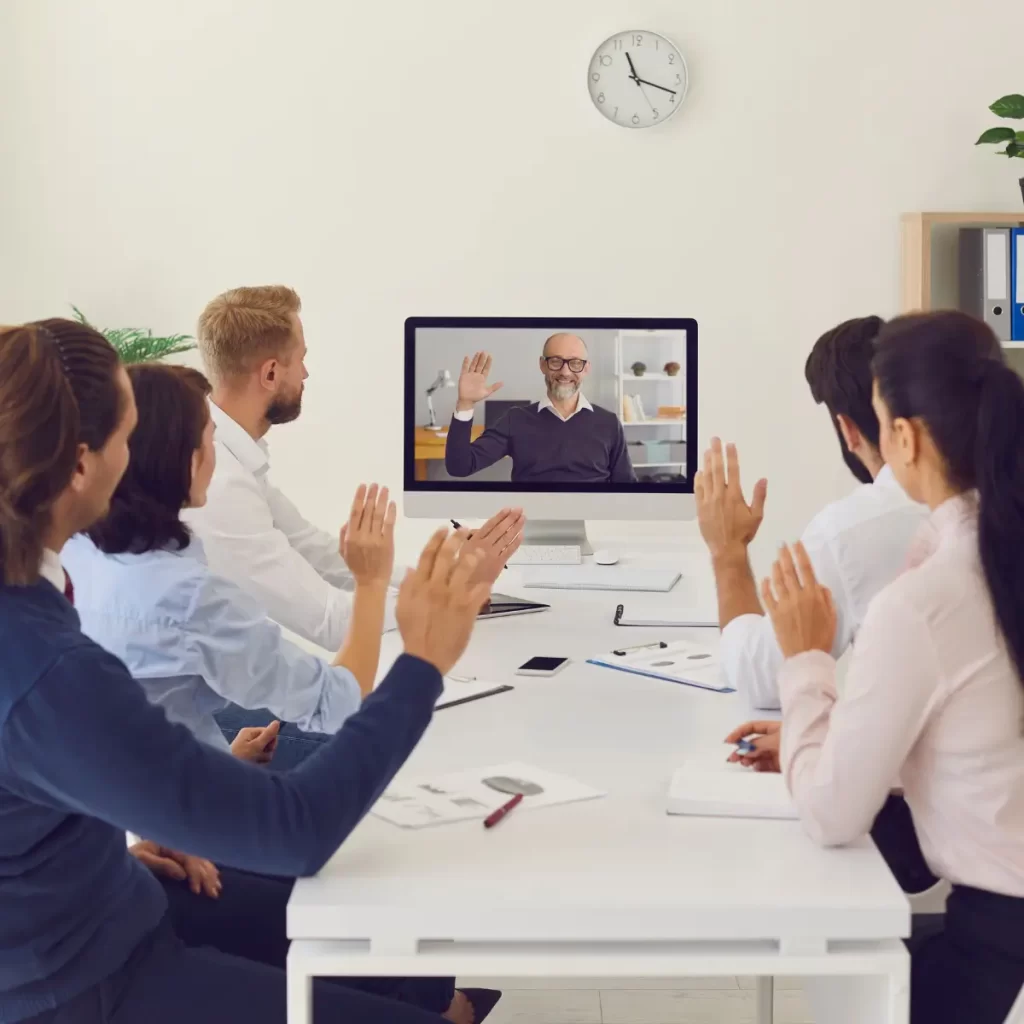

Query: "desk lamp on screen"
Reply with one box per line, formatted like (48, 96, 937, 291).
(404, 317, 698, 553)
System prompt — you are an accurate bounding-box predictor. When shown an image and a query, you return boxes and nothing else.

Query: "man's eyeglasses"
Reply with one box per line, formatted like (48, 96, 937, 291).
(543, 357, 588, 373)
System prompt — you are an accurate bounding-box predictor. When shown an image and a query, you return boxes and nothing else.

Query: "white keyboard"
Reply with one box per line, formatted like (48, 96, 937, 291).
(507, 544, 582, 566)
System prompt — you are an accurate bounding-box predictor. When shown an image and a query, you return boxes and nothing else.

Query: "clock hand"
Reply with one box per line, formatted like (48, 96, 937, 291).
(633, 76, 677, 96)
(625, 51, 640, 82)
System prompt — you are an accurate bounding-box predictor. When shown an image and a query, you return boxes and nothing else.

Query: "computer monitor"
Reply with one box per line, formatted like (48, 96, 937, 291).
(405, 317, 698, 550)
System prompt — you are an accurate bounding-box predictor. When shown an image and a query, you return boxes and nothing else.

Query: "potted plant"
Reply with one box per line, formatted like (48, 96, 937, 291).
(71, 306, 195, 363)
(664, 361, 681, 377)
(630, 361, 647, 377)
(974, 93, 1024, 204)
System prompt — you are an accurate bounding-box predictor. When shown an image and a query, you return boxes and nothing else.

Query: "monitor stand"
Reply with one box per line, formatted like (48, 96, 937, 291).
(522, 519, 593, 555)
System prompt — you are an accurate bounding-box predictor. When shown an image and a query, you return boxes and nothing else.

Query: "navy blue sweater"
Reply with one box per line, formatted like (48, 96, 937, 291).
(0, 580, 441, 1022)
(444, 403, 636, 483)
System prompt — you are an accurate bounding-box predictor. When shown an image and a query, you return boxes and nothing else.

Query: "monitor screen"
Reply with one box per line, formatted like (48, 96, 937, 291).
(405, 317, 697, 494)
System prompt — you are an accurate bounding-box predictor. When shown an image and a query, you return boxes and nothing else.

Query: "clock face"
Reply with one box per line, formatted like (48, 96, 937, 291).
(588, 30, 688, 129)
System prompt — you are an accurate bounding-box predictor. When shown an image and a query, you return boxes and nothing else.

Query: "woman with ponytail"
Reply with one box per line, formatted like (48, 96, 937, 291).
(0, 319, 491, 1024)
(761, 310, 1024, 1024)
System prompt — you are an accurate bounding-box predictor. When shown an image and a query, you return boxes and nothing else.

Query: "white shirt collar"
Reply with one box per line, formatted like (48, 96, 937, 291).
(537, 391, 593, 422)
(209, 401, 270, 476)
(39, 549, 65, 593)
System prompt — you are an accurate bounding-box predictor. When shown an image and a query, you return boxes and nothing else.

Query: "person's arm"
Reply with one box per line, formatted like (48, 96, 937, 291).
(778, 588, 938, 847)
(1, 645, 442, 877)
(181, 573, 363, 731)
(443, 414, 512, 477)
(190, 470, 384, 650)
(719, 531, 849, 710)
(608, 420, 637, 483)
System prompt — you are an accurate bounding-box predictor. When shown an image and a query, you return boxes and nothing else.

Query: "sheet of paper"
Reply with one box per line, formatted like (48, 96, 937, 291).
(594, 639, 724, 689)
(372, 761, 605, 829)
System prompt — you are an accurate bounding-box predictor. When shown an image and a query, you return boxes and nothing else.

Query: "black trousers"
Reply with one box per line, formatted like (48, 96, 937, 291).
(870, 793, 939, 895)
(909, 885, 1024, 1024)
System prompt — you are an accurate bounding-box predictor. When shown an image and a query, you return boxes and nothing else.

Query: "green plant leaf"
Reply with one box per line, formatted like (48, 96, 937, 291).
(1016, 131, 1024, 143)
(1005, 142, 1022, 157)
(990, 94, 1024, 118)
(68, 306, 195, 363)
(976, 126, 1016, 144)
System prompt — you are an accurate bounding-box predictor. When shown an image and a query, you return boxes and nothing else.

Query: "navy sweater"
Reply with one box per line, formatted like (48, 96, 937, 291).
(444, 403, 637, 484)
(0, 580, 441, 1023)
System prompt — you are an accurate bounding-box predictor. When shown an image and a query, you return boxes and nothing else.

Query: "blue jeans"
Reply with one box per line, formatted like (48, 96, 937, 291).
(214, 706, 329, 771)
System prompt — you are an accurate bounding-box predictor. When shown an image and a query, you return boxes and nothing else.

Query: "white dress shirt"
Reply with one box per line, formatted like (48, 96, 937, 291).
(452, 392, 594, 424)
(780, 495, 1024, 897)
(182, 403, 397, 652)
(721, 465, 928, 709)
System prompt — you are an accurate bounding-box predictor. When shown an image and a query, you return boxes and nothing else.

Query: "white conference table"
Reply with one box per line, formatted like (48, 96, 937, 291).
(286, 541, 910, 1024)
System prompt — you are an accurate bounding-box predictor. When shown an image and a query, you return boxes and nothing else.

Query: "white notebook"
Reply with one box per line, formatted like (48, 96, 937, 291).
(667, 760, 797, 820)
(614, 600, 718, 628)
(521, 566, 681, 593)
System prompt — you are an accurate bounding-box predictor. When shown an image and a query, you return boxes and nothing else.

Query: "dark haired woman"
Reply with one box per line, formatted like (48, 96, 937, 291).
(762, 310, 1024, 1024)
(0, 318, 493, 1023)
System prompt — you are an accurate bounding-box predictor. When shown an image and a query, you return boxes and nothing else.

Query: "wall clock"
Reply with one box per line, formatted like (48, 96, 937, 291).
(588, 30, 689, 129)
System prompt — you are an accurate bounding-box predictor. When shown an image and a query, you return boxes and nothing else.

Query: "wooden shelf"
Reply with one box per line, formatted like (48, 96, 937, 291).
(901, 211, 1024, 313)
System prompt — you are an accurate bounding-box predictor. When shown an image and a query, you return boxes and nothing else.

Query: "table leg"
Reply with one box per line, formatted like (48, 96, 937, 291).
(804, 966, 910, 1024)
(755, 976, 774, 1024)
(287, 965, 313, 1024)
(415, 460, 427, 481)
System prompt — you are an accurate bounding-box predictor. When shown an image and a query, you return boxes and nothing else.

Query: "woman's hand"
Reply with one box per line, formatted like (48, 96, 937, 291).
(762, 542, 837, 659)
(230, 720, 280, 764)
(462, 507, 526, 586)
(724, 720, 782, 773)
(339, 483, 397, 588)
(129, 840, 222, 899)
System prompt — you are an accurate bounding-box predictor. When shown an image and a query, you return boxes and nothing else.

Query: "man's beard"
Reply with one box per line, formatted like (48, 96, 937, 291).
(266, 390, 303, 425)
(831, 416, 873, 485)
(547, 378, 579, 402)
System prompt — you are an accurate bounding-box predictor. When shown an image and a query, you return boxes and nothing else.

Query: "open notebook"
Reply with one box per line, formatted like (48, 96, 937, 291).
(667, 759, 797, 820)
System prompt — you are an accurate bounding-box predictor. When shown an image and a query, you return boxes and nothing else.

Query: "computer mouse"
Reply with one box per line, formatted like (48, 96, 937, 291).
(593, 549, 619, 566)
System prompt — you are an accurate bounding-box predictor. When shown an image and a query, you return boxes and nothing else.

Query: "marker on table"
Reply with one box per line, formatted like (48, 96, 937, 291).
(735, 739, 757, 756)
(484, 792, 523, 829)
(612, 640, 669, 657)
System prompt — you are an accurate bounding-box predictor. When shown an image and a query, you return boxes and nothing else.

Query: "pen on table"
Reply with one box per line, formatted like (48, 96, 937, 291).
(612, 640, 669, 657)
(451, 519, 508, 570)
(484, 792, 523, 829)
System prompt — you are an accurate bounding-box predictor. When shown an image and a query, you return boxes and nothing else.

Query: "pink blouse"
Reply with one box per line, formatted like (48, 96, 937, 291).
(780, 493, 1024, 897)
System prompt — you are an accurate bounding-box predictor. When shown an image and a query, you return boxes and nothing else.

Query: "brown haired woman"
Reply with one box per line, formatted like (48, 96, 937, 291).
(0, 319, 493, 1023)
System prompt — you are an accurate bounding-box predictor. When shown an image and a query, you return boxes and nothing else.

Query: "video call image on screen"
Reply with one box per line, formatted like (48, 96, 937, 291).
(412, 323, 691, 488)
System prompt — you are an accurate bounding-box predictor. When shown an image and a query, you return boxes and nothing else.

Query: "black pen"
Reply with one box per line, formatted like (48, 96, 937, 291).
(612, 640, 669, 657)
(452, 519, 508, 570)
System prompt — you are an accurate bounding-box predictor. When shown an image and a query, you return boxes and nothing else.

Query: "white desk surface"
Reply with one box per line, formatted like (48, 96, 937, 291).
(288, 538, 909, 949)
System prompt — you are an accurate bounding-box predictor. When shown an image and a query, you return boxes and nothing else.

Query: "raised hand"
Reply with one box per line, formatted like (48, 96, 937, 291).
(339, 483, 397, 588)
(462, 507, 526, 586)
(456, 352, 503, 412)
(396, 529, 491, 676)
(694, 438, 767, 561)
(762, 542, 837, 659)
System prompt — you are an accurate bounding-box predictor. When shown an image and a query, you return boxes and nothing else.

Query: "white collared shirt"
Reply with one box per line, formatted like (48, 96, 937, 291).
(452, 392, 593, 424)
(182, 402, 397, 653)
(721, 466, 929, 710)
(39, 549, 65, 594)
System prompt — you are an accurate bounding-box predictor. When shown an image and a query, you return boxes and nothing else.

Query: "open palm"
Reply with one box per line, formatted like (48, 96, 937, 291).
(457, 352, 504, 409)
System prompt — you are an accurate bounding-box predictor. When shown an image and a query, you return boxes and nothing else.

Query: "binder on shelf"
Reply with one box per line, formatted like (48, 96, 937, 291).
(959, 227, 1012, 341)
(1012, 228, 1024, 342)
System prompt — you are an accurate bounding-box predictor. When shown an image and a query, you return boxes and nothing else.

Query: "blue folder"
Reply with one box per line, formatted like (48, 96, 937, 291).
(1013, 227, 1024, 342)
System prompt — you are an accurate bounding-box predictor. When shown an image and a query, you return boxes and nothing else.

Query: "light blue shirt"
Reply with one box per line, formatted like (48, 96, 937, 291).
(62, 534, 362, 751)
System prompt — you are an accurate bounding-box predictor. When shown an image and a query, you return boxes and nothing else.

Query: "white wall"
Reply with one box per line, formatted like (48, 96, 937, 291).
(2, 0, 1022, 569)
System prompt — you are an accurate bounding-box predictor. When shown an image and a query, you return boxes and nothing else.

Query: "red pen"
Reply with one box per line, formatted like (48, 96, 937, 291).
(484, 792, 523, 829)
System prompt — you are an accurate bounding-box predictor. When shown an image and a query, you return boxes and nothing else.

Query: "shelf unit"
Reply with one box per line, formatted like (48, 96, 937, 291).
(614, 329, 687, 475)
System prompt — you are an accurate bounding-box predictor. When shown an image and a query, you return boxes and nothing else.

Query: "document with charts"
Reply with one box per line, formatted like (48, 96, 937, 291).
(371, 761, 605, 829)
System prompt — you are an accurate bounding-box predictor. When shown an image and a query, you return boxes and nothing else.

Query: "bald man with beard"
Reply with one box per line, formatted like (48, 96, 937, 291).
(444, 333, 637, 484)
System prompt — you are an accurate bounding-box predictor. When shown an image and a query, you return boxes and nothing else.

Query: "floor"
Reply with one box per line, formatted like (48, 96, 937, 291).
(470, 978, 814, 1024)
